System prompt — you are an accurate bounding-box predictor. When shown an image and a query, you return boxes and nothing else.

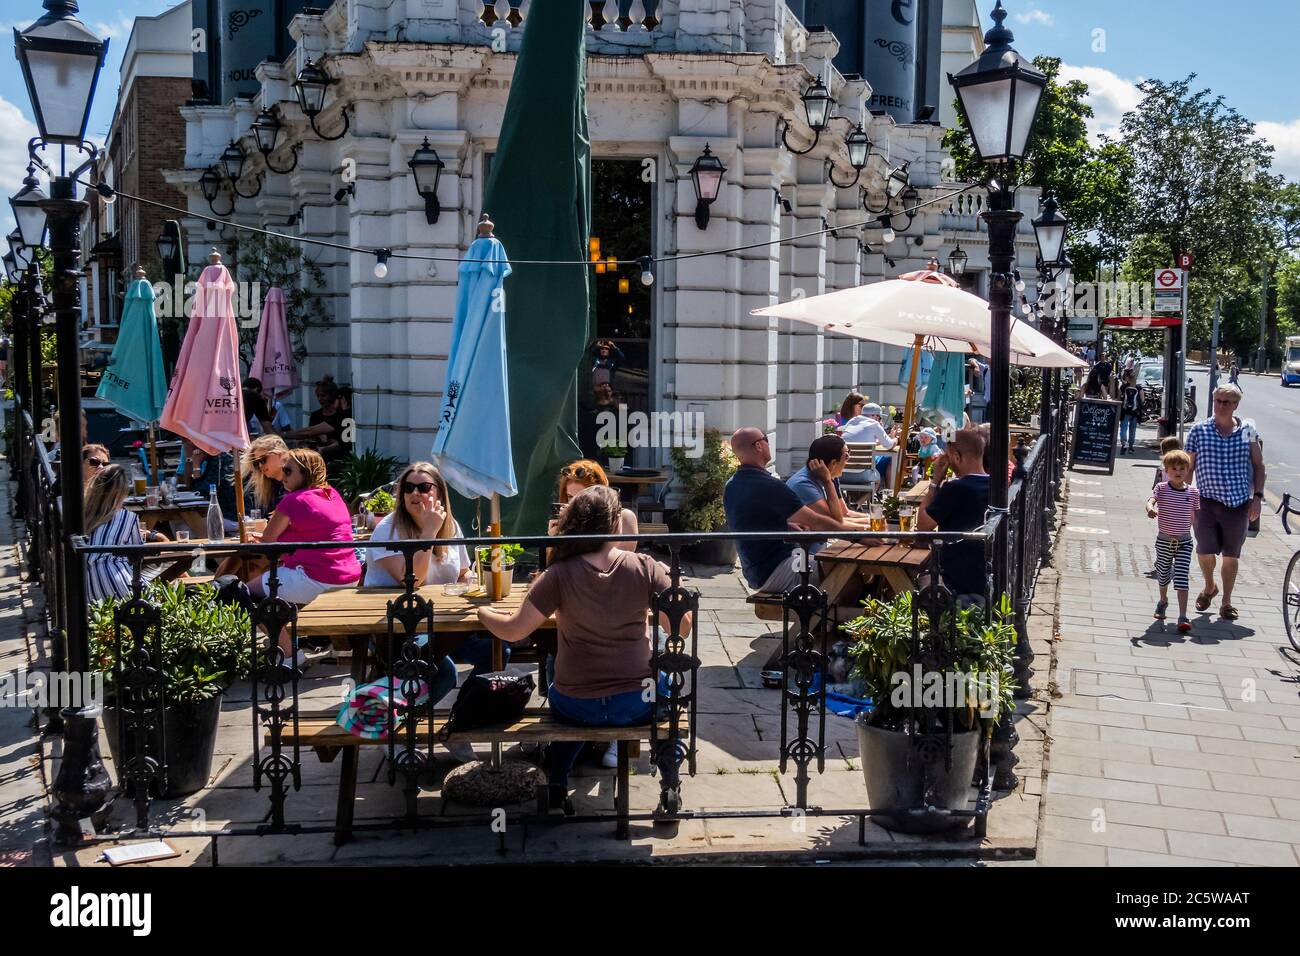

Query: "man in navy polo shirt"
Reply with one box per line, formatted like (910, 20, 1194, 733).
(723, 426, 844, 593)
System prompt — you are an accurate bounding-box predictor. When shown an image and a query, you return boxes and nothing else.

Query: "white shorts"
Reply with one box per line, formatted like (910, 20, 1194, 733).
(259, 566, 353, 605)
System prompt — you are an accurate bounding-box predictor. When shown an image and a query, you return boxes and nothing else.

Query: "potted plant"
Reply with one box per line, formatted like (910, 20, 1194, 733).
(90, 581, 252, 797)
(475, 542, 524, 599)
(333, 448, 401, 510)
(844, 593, 1016, 833)
(601, 443, 629, 473)
(669, 429, 738, 566)
(362, 488, 396, 528)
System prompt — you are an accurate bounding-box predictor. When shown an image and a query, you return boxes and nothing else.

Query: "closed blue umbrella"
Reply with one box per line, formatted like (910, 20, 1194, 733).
(431, 222, 517, 500)
(921, 351, 969, 430)
(96, 272, 168, 479)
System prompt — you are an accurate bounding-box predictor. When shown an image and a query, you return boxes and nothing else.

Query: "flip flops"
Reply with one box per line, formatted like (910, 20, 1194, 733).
(1195, 585, 1219, 613)
(1177, 617, 1191, 633)
(1153, 600, 1168, 621)
(1220, 605, 1239, 621)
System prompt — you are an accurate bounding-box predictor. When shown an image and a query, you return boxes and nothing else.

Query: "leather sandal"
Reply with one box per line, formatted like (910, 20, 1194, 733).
(1219, 605, 1239, 621)
(1195, 585, 1218, 613)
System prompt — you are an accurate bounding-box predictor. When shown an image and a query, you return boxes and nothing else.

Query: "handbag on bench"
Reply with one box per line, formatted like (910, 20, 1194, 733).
(439, 672, 536, 739)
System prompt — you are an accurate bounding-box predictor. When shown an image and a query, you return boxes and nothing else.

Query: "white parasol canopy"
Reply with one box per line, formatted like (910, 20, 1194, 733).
(752, 278, 1085, 370)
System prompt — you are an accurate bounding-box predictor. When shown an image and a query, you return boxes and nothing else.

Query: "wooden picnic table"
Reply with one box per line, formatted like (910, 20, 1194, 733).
(297, 581, 540, 638)
(125, 496, 209, 537)
(815, 538, 933, 606)
(899, 480, 931, 504)
(606, 470, 669, 489)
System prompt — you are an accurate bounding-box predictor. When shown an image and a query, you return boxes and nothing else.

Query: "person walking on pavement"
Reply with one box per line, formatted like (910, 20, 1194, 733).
(1118, 368, 1142, 454)
(1184, 384, 1265, 620)
(1145, 449, 1200, 632)
(1229, 361, 1241, 388)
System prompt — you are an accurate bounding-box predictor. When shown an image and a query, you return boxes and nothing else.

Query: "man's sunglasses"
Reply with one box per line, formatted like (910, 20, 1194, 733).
(401, 480, 437, 495)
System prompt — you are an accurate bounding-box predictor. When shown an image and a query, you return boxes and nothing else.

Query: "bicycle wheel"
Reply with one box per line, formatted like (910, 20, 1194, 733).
(1284, 550, 1300, 652)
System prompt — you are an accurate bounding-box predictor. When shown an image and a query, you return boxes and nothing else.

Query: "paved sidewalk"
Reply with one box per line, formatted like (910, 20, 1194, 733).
(1040, 424, 1300, 866)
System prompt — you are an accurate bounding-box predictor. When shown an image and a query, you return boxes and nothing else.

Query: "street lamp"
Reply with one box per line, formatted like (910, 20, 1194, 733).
(250, 108, 299, 174)
(17, 0, 113, 841)
(14, 0, 109, 144)
(11, 164, 49, 247)
(947, 244, 968, 276)
(293, 58, 350, 141)
(219, 140, 261, 199)
(408, 137, 445, 225)
(828, 124, 871, 188)
(198, 165, 234, 216)
(689, 144, 726, 230)
(947, 0, 1047, 791)
(1031, 195, 1068, 268)
(8, 230, 34, 273)
(782, 77, 833, 154)
(3, 253, 17, 283)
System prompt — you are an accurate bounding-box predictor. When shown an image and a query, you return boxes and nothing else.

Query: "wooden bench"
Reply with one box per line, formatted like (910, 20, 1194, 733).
(274, 709, 685, 843)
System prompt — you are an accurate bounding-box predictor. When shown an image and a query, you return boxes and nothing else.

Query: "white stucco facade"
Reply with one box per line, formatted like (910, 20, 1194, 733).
(166, 0, 1041, 477)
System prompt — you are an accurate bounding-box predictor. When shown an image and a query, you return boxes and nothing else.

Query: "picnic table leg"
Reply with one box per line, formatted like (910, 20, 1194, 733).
(333, 635, 369, 846)
(183, 510, 208, 538)
(615, 740, 630, 840)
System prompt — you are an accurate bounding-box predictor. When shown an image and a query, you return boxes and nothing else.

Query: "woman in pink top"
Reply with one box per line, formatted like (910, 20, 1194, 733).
(250, 448, 360, 663)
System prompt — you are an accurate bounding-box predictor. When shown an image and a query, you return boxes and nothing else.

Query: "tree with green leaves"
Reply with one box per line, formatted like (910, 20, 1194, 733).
(1117, 75, 1280, 347)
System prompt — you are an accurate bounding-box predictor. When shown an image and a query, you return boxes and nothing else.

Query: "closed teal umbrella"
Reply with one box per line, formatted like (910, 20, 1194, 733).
(920, 350, 968, 431)
(97, 272, 168, 478)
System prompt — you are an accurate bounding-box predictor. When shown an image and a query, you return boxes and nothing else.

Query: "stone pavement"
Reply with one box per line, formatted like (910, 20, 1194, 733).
(1039, 420, 1300, 866)
(0, 461, 51, 867)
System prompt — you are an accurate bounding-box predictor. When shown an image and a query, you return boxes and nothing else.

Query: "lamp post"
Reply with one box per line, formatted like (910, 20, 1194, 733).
(408, 137, 445, 225)
(16, 0, 114, 839)
(688, 144, 726, 230)
(948, 0, 1047, 790)
(947, 244, 968, 277)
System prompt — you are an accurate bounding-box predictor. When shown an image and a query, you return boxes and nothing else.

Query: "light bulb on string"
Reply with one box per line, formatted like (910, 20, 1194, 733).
(638, 255, 655, 286)
(374, 249, 390, 278)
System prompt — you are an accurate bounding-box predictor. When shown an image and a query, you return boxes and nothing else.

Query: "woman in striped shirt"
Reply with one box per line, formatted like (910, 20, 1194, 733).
(83, 464, 166, 605)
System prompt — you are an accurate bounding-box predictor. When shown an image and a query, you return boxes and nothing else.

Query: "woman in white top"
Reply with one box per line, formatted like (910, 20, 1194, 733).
(364, 462, 471, 587)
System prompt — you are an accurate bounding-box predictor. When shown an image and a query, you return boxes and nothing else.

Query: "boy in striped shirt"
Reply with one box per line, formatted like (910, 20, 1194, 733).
(1145, 450, 1200, 632)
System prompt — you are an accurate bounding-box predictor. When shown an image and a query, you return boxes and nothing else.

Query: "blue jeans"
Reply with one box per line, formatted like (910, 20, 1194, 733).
(546, 679, 681, 790)
(1120, 413, 1137, 447)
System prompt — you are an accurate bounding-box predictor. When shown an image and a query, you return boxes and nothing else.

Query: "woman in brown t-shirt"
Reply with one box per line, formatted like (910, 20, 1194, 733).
(478, 485, 691, 813)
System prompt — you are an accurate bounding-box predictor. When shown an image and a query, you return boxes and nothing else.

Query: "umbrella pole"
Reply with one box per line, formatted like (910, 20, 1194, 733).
(489, 492, 504, 769)
(233, 457, 247, 543)
(893, 334, 924, 494)
(148, 423, 160, 488)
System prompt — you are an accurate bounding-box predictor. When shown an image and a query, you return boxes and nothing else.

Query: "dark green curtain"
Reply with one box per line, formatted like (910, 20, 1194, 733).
(483, 2, 591, 535)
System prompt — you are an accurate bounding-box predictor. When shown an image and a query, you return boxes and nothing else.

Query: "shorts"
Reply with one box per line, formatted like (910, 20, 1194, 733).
(1193, 498, 1250, 559)
(258, 566, 354, 605)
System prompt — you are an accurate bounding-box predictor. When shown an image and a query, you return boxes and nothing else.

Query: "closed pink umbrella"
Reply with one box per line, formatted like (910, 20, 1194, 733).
(251, 287, 298, 395)
(160, 251, 251, 537)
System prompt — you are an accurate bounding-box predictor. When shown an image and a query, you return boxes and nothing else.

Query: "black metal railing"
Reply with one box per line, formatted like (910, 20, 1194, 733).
(12, 402, 1066, 851)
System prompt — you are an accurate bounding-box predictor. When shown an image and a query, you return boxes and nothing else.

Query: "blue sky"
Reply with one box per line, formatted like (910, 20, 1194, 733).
(2, 1, 1299, 238)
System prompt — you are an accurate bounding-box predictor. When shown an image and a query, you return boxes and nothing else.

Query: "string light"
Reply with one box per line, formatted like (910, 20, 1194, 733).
(374, 249, 390, 278)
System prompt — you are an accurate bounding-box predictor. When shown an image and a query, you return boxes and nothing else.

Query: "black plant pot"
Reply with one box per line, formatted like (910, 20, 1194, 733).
(682, 534, 737, 567)
(855, 718, 980, 834)
(103, 693, 223, 798)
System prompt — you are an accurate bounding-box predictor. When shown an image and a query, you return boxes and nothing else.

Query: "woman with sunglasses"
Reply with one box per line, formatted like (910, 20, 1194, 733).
(82, 444, 110, 487)
(249, 449, 361, 657)
(241, 434, 292, 515)
(363, 463, 482, 761)
(83, 464, 167, 604)
(551, 459, 638, 548)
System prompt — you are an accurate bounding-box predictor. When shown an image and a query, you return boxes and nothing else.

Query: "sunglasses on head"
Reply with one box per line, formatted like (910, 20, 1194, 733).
(401, 480, 436, 495)
(561, 465, 597, 480)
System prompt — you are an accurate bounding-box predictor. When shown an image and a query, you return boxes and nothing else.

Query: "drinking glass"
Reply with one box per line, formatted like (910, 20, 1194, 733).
(144, 486, 160, 508)
(176, 529, 191, 544)
(899, 506, 917, 533)
(869, 505, 886, 533)
(133, 475, 147, 496)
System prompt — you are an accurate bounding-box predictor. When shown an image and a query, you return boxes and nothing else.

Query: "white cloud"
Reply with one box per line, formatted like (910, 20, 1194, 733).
(1256, 119, 1300, 184)
(0, 97, 40, 239)
(1056, 62, 1144, 145)
(91, 13, 138, 41)
(1014, 10, 1055, 26)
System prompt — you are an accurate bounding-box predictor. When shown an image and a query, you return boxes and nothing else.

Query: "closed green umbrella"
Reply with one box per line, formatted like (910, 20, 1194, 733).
(96, 269, 168, 479)
(921, 351, 969, 432)
(482, 1, 591, 535)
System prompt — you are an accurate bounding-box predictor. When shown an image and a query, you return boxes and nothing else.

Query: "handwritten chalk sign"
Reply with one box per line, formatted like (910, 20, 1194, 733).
(1069, 398, 1121, 475)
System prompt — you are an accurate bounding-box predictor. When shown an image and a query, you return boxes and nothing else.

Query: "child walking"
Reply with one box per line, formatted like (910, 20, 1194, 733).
(1145, 449, 1200, 632)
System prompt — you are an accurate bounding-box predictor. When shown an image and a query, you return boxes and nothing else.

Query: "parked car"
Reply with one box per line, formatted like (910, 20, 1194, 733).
(1138, 362, 1196, 423)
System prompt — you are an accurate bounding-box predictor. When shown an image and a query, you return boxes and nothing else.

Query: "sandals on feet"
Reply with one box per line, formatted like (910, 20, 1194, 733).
(1177, 616, 1191, 633)
(1220, 605, 1239, 621)
(1153, 600, 1168, 621)
(1195, 585, 1219, 613)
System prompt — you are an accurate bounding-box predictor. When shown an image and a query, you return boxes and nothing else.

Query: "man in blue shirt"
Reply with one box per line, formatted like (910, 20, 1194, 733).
(786, 434, 871, 530)
(1185, 384, 1265, 621)
(723, 427, 844, 593)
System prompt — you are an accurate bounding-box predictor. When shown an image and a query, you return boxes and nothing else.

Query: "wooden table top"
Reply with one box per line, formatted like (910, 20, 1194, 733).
(899, 480, 932, 503)
(816, 539, 931, 569)
(606, 471, 668, 486)
(125, 497, 207, 516)
(296, 581, 547, 636)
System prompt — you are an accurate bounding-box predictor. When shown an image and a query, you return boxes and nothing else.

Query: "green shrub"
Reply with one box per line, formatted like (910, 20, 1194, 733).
(669, 429, 738, 532)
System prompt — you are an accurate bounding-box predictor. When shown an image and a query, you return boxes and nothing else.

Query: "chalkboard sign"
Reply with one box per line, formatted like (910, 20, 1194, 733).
(1069, 398, 1121, 474)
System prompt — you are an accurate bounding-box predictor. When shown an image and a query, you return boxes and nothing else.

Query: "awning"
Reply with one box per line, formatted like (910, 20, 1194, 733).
(1101, 316, 1182, 328)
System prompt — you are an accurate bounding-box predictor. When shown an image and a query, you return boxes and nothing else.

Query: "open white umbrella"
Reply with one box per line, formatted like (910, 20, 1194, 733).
(753, 269, 1084, 491)
(752, 277, 1085, 368)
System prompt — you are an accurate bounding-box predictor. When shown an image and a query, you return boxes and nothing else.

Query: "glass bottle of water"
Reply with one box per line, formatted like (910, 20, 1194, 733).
(205, 487, 225, 543)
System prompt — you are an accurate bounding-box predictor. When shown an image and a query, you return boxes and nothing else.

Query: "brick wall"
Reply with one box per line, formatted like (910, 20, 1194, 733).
(117, 75, 190, 281)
